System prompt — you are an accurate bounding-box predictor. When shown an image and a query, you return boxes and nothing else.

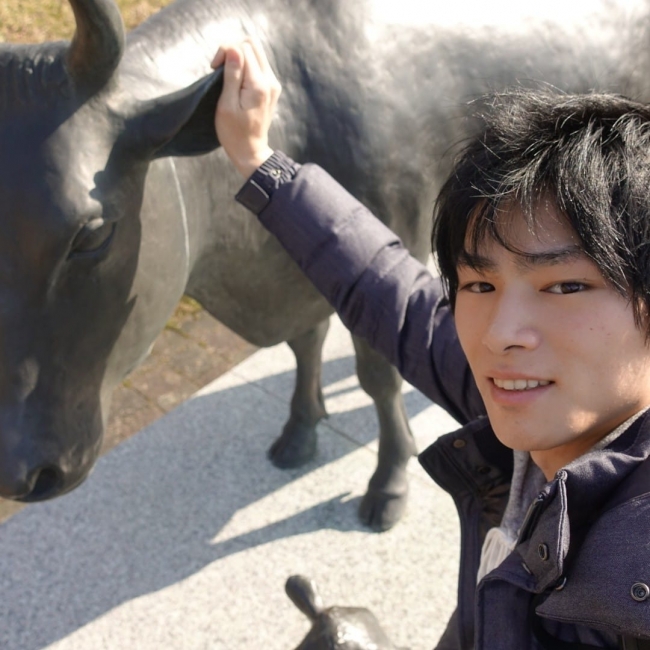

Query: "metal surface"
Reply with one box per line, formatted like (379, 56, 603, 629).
(287, 575, 402, 649)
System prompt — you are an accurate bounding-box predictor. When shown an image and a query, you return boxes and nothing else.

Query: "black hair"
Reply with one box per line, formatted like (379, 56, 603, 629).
(433, 89, 650, 333)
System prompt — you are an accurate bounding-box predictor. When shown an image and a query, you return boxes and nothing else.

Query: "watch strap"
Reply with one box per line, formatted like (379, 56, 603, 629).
(235, 151, 300, 214)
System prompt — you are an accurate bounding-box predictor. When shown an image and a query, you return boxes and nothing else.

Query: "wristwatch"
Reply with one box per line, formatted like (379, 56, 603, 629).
(235, 150, 300, 214)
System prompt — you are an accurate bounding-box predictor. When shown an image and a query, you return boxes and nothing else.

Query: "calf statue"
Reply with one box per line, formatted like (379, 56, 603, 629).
(1, 0, 649, 531)
(286, 575, 404, 649)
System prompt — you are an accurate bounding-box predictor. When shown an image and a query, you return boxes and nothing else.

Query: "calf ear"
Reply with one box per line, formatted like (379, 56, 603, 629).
(130, 67, 224, 158)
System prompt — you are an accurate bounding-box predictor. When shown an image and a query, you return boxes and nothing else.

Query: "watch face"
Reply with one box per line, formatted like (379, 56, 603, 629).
(236, 178, 271, 214)
(236, 152, 297, 213)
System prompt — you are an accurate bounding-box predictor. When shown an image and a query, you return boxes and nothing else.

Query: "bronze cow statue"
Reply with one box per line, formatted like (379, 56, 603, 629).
(0, 0, 649, 531)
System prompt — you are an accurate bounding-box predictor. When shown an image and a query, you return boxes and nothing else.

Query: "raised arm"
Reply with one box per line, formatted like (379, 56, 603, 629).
(212, 40, 485, 425)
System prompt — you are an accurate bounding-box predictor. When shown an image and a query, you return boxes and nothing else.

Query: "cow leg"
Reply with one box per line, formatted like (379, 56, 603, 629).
(353, 335, 417, 532)
(268, 318, 330, 467)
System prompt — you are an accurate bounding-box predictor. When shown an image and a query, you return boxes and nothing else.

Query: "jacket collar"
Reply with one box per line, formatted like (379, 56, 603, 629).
(420, 409, 650, 593)
(490, 410, 650, 593)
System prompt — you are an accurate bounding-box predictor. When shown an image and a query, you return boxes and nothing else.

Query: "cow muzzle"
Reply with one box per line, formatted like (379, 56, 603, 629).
(0, 461, 87, 502)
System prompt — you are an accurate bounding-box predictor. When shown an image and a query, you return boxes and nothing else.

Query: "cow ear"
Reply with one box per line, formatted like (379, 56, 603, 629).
(131, 67, 224, 158)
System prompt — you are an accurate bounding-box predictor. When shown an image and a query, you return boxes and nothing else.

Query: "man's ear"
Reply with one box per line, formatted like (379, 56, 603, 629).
(127, 67, 224, 159)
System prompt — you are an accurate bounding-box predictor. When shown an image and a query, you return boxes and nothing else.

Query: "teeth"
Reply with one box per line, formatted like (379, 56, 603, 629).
(494, 378, 550, 391)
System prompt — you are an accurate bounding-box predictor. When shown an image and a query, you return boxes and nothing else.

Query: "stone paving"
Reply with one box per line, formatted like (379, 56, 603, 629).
(0, 313, 460, 650)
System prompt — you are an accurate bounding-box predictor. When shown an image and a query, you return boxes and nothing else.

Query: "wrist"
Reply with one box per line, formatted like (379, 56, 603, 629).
(231, 146, 275, 179)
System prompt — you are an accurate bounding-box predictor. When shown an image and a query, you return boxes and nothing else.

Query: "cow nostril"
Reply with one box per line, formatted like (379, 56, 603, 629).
(27, 466, 64, 501)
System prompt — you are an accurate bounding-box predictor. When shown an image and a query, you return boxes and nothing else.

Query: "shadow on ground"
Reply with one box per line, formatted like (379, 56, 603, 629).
(0, 354, 434, 650)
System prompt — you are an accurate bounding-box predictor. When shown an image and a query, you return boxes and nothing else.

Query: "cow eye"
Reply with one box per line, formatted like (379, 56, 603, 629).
(68, 219, 116, 259)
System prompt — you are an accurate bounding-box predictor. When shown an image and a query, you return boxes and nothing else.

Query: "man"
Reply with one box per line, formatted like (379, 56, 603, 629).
(212, 40, 650, 648)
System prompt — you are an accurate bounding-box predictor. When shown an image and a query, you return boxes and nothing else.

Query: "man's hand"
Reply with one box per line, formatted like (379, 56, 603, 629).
(212, 38, 281, 178)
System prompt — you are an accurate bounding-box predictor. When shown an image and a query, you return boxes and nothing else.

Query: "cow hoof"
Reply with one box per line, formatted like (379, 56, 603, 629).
(267, 420, 317, 468)
(358, 489, 408, 532)
(359, 469, 409, 532)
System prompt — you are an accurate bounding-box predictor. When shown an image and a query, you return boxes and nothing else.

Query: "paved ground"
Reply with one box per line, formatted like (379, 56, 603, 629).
(0, 310, 462, 649)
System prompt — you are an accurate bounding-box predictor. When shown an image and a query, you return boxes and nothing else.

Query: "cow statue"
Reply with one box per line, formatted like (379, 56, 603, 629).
(0, 0, 649, 532)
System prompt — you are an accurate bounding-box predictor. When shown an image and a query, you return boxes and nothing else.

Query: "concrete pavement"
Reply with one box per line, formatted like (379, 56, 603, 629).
(0, 316, 461, 650)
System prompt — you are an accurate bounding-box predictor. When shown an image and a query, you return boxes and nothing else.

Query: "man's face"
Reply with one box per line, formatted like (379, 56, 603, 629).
(454, 201, 650, 479)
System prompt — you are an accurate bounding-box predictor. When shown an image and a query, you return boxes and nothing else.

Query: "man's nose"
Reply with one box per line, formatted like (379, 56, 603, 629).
(481, 291, 541, 354)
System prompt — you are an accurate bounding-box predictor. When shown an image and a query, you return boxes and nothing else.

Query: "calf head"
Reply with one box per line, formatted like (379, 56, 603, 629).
(0, 0, 222, 500)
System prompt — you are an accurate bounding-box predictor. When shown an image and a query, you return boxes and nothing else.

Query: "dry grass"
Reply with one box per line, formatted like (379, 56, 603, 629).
(0, 0, 173, 44)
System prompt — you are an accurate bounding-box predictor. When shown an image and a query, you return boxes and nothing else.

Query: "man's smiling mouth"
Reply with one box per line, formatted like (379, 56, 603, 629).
(492, 378, 552, 391)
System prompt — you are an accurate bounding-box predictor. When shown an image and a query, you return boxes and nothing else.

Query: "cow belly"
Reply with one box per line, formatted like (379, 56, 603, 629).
(186, 246, 334, 348)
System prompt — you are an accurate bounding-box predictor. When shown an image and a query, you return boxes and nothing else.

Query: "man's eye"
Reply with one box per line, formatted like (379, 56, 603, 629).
(462, 282, 494, 293)
(545, 282, 587, 294)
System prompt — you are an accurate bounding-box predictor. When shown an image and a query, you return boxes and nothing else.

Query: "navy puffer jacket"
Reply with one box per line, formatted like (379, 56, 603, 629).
(237, 153, 650, 650)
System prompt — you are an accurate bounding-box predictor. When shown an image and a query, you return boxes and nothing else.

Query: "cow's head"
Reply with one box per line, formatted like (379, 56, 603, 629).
(0, 0, 222, 501)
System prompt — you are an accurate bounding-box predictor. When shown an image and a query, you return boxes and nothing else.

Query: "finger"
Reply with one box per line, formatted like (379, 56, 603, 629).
(247, 36, 272, 77)
(211, 46, 225, 69)
(270, 78, 282, 104)
(241, 41, 265, 90)
(212, 41, 239, 69)
(247, 37, 281, 102)
(219, 46, 244, 111)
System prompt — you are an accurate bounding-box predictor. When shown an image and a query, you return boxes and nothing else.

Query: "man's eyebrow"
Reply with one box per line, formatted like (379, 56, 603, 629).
(457, 244, 586, 271)
(514, 244, 585, 268)
(457, 252, 497, 271)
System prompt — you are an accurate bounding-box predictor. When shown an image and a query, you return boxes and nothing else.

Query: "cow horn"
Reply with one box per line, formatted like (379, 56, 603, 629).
(67, 0, 125, 88)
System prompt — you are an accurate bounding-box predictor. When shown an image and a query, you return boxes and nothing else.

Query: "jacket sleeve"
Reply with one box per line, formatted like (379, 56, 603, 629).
(238, 155, 485, 425)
